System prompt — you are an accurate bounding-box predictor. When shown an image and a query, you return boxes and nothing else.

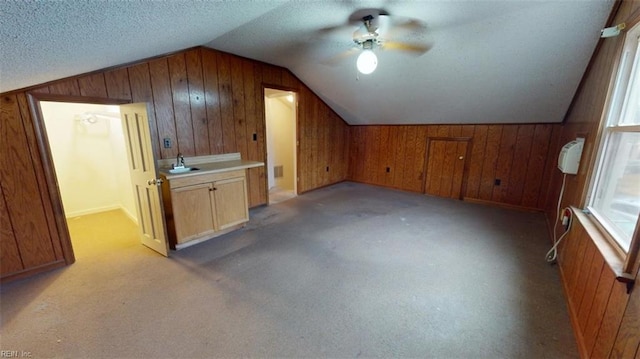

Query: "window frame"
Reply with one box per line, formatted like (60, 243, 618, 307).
(586, 20, 640, 277)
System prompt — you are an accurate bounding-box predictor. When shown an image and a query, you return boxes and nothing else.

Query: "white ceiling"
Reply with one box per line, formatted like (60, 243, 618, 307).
(1, 1, 614, 125)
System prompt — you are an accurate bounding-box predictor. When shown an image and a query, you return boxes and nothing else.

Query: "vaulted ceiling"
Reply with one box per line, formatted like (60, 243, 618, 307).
(1, 1, 614, 125)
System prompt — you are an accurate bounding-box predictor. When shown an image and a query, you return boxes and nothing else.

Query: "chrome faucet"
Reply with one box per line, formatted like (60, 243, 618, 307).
(174, 153, 185, 169)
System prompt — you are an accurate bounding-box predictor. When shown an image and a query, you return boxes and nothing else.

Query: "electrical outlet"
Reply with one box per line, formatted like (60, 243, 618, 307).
(163, 138, 171, 148)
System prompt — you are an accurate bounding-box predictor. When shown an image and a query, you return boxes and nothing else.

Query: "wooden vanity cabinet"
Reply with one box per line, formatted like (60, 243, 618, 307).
(162, 169, 249, 249)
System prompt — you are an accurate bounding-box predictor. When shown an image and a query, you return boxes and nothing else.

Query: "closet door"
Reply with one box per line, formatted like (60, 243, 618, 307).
(425, 139, 469, 199)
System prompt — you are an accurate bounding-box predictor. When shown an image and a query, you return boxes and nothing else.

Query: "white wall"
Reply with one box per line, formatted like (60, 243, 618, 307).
(40, 102, 136, 221)
(265, 94, 296, 191)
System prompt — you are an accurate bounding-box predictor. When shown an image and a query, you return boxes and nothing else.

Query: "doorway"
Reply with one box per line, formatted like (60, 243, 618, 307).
(424, 138, 470, 199)
(264, 88, 297, 204)
(39, 101, 140, 259)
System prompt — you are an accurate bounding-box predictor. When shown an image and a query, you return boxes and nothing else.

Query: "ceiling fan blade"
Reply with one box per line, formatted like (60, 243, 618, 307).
(379, 15, 427, 39)
(321, 47, 360, 66)
(318, 24, 353, 35)
(381, 41, 431, 55)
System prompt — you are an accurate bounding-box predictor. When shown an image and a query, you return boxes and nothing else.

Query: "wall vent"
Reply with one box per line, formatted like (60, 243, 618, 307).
(274, 165, 284, 178)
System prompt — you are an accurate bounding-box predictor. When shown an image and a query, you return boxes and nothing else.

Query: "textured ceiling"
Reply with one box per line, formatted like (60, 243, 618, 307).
(1, 1, 614, 125)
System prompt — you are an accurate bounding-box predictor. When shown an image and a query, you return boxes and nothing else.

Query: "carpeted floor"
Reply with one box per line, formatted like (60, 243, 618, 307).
(0, 182, 577, 358)
(269, 186, 296, 204)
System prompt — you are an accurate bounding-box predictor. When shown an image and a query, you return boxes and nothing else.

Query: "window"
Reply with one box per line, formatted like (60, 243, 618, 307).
(588, 22, 640, 253)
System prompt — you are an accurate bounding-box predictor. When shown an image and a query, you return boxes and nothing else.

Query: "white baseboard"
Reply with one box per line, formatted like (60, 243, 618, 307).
(65, 205, 120, 218)
(66, 205, 139, 226)
(121, 206, 139, 225)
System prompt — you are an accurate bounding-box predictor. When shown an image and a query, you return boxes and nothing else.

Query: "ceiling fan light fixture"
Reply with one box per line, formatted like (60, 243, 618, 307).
(357, 49, 378, 74)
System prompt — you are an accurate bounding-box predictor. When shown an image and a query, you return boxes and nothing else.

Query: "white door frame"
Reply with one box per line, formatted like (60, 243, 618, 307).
(264, 87, 298, 201)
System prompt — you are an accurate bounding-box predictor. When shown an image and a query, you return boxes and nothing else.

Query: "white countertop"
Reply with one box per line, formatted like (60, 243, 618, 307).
(159, 159, 264, 180)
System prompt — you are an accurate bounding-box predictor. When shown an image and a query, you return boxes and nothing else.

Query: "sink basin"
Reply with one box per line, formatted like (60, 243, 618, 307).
(168, 167, 199, 174)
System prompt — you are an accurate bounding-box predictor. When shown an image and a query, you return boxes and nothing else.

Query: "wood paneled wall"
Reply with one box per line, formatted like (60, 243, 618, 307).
(0, 94, 67, 279)
(544, 1, 640, 357)
(559, 214, 631, 358)
(0, 47, 349, 281)
(349, 124, 558, 210)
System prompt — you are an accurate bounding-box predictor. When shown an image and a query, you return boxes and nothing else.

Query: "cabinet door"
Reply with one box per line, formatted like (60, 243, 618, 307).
(171, 183, 216, 244)
(213, 176, 249, 230)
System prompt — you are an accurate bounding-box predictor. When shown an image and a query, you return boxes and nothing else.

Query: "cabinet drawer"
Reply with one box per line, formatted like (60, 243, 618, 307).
(168, 169, 246, 189)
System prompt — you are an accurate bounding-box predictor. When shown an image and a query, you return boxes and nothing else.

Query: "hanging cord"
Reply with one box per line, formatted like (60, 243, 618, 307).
(546, 173, 571, 263)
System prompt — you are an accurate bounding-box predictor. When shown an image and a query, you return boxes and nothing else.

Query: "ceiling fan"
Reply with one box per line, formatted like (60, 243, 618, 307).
(324, 10, 431, 75)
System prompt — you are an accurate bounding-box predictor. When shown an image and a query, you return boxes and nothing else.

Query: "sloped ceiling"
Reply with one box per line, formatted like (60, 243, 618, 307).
(1, 1, 614, 125)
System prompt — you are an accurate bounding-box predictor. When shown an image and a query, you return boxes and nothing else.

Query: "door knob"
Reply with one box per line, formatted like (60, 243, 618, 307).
(459, 156, 464, 160)
(147, 178, 164, 186)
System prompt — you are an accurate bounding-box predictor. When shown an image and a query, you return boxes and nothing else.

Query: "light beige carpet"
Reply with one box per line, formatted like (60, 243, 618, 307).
(66, 209, 139, 259)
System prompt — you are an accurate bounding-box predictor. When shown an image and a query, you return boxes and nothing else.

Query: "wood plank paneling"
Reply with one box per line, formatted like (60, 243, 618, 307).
(521, 124, 552, 207)
(148, 59, 178, 159)
(505, 124, 535, 205)
(16, 94, 65, 262)
(539, 124, 563, 209)
(129, 62, 161, 160)
(572, 239, 596, 307)
(230, 57, 248, 161)
(48, 79, 80, 96)
(105, 68, 132, 100)
(252, 62, 266, 204)
(561, 212, 635, 359)
(592, 281, 630, 358)
(216, 52, 236, 154)
(402, 127, 421, 192)
(466, 125, 488, 198)
(0, 95, 57, 269)
(578, 250, 605, 331)
(242, 59, 260, 207)
(492, 125, 518, 203)
(413, 126, 428, 191)
(201, 49, 224, 155)
(0, 184, 23, 274)
(77, 73, 108, 98)
(425, 139, 468, 199)
(426, 139, 445, 196)
(612, 281, 640, 358)
(451, 141, 468, 199)
(584, 266, 616, 354)
(567, 226, 590, 299)
(185, 49, 209, 156)
(392, 127, 407, 189)
(348, 123, 555, 209)
(168, 54, 195, 156)
(440, 140, 457, 197)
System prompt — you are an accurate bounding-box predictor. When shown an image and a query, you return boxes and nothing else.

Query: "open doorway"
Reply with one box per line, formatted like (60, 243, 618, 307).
(264, 88, 297, 204)
(39, 101, 139, 259)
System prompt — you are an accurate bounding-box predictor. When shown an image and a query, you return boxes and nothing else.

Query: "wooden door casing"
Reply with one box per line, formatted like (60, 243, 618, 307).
(424, 138, 471, 199)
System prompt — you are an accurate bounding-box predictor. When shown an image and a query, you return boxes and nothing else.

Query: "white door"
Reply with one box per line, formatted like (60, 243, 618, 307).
(120, 103, 169, 256)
